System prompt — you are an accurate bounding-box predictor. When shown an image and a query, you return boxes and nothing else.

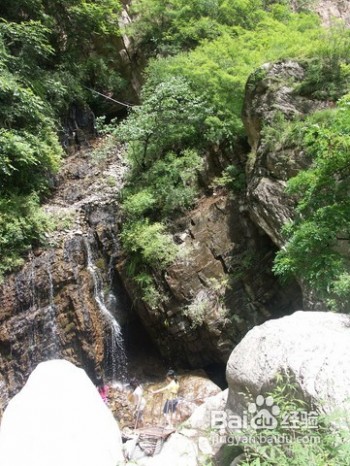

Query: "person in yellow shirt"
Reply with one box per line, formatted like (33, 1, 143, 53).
(151, 370, 180, 427)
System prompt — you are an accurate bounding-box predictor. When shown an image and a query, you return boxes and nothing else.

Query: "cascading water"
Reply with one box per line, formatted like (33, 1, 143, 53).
(27, 259, 38, 371)
(46, 258, 60, 357)
(83, 236, 127, 382)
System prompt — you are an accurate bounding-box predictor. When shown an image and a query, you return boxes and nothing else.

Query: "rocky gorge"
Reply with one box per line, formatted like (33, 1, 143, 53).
(1, 0, 350, 464)
(0, 58, 310, 403)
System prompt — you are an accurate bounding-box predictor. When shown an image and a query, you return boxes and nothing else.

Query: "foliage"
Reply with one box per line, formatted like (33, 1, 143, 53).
(117, 77, 209, 169)
(121, 220, 178, 268)
(118, 0, 350, 309)
(273, 97, 350, 311)
(297, 24, 350, 100)
(127, 0, 318, 56)
(120, 220, 177, 308)
(127, 0, 226, 56)
(238, 374, 350, 465)
(134, 272, 163, 309)
(0, 194, 53, 279)
(0, 0, 126, 276)
(183, 278, 229, 328)
(117, 77, 208, 306)
(144, 11, 322, 145)
(212, 165, 246, 192)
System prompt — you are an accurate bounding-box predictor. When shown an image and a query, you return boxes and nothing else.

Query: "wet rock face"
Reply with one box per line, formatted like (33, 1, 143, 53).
(0, 142, 130, 403)
(120, 193, 302, 368)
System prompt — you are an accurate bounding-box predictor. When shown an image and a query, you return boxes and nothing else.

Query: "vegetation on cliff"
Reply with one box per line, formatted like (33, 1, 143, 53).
(3, 0, 350, 311)
(273, 96, 350, 311)
(118, 0, 350, 309)
(0, 0, 123, 277)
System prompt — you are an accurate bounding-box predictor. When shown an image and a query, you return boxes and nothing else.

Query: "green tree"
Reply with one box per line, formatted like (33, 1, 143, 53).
(273, 97, 350, 310)
(0, 0, 125, 277)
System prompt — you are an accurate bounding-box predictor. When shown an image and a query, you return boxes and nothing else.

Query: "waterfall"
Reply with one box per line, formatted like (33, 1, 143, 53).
(83, 237, 127, 382)
(28, 259, 38, 371)
(46, 259, 60, 358)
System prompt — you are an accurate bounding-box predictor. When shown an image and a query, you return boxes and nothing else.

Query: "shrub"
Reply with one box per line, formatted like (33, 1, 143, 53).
(236, 374, 350, 465)
(121, 220, 178, 269)
(0, 194, 53, 279)
(273, 97, 350, 311)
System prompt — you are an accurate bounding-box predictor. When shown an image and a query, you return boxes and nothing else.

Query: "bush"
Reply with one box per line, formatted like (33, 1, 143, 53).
(0, 194, 53, 279)
(145, 11, 322, 144)
(0, 0, 125, 276)
(117, 76, 209, 170)
(121, 220, 178, 269)
(273, 97, 350, 310)
(236, 374, 350, 465)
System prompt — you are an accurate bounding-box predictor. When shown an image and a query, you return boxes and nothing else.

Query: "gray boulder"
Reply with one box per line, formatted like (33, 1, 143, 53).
(226, 311, 350, 417)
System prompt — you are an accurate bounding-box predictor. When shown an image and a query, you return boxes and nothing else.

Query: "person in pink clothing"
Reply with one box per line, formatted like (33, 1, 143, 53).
(96, 377, 109, 403)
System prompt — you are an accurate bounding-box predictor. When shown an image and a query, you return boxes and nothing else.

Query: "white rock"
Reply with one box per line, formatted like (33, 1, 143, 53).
(133, 433, 198, 466)
(174, 389, 228, 462)
(226, 311, 350, 417)
(185, 389, 228, 430)
(0, 359, 124, 466)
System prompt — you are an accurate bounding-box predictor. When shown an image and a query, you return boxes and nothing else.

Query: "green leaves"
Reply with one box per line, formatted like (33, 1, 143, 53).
(121, 220, 178, 268)
(144, 9, 322, 145)
(239, 373, 350, 466)
(128, 0, 225, 55)
(0, 0, 126, 277)
(273, 99, 350, 310)
(0, 194, 53, 280)
(118, 76, 209, 169)
(118, 77, 207, 306)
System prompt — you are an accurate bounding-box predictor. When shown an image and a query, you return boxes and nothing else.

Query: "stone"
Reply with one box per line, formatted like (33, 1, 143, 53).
(226, 311, 350, 417)
(133, 432, 198, 466)
(243, 61, 328, 247)
(0, 359, 124, 466)
(180, 389, 229, 463)
(119, 194, 302, 367)
(176, 370, 221, 423)
(185, 389, 228, 431)
(243, 61, 308, 152)
(315, 0, 350, 26)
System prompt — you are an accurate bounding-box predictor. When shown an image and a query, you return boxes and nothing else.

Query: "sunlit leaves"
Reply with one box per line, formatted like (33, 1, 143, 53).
(274, 100, 350, 310)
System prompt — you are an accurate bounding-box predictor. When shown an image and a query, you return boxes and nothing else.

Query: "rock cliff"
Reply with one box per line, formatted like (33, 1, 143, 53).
(0, 56, 332, 405)
(0, 139, 130, 402)
(243, 60, 329, 247)
(1, 0, 348, 408)
(119, 191, 302, 368)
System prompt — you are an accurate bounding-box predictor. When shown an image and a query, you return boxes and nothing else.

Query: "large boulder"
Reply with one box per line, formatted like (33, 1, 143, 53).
(226, 311, 350, 417)
(119, 193, 302, 368)
(243, 61, 328, 247)
(0, 359, 124, 466)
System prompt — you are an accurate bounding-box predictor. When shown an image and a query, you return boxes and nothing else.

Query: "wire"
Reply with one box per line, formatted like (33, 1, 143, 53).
(85, 87, 135, 108)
